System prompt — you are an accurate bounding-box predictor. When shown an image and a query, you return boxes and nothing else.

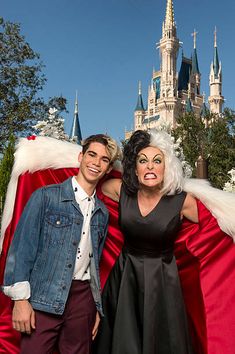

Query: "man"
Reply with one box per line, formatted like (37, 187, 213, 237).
(2, 134, 120, 354)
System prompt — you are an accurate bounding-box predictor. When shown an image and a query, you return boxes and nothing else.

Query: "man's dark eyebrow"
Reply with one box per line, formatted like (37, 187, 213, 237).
(87, 149, 111, 161)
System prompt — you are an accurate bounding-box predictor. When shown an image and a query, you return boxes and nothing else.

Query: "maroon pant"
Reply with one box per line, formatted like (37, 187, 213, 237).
(21, 280, 96, 354)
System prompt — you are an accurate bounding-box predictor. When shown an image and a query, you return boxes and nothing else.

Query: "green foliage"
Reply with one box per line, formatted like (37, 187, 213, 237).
(173, 112, 207, 177)
(0, 134, 15, 209)
(0, 17, 67, 153)
(205, 110, 235, 189)
(173, 109, 235, 188)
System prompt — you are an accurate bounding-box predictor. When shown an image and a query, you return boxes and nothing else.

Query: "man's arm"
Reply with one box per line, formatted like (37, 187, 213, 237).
(3, 188, 45, 287)
(2, 188, 45, 333)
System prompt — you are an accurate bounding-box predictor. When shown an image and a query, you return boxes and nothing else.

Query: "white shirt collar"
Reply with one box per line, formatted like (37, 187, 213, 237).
(72, 176, 96, 202)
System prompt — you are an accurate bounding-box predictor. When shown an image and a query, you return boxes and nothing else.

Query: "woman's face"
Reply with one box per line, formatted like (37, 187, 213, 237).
(136, 146, 165, 190)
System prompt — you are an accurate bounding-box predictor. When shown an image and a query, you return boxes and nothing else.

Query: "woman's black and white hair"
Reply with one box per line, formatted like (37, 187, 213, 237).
(122, 129, 184, 196)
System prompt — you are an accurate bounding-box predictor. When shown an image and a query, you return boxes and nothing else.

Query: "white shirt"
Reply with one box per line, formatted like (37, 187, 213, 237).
(3, 177, 95, 300)
(72, 176, 95, 281)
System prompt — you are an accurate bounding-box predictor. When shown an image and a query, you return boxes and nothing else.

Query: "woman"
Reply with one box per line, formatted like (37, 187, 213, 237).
(95, 129, 198, 354)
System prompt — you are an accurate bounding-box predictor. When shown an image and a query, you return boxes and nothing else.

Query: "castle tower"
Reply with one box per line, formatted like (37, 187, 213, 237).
(208, 28, 224, 114)
(134, 81, 146, 131)
(191, 30, 201, 95)
(159, 0, 179, 99)
(69, 91, 82, 144)
(124, 0, 225, 140)
(156, 0, 180, 126)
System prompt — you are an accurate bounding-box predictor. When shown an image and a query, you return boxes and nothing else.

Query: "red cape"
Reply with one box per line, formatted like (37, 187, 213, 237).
(0, 168, 235, 354)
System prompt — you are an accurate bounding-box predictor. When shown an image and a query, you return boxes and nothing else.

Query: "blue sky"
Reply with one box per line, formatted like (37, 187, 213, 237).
(2, 0, 235, 143)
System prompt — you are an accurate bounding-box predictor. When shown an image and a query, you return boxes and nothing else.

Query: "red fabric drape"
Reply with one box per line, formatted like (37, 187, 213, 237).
(0, 169, 235, 354)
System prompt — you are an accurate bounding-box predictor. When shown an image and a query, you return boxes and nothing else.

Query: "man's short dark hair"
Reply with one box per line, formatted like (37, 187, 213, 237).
(82, 134, 120, 163)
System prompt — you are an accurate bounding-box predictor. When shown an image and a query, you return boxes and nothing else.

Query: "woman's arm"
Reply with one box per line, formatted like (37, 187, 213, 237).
(101, 178, 122, 202)
(181, 193, 199, 223)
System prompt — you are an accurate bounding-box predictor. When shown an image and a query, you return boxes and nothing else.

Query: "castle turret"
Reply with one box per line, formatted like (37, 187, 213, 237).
(69, 91, 82, 144)
(151, 0, 180, 127)
(208, 27, 224, 114)
(159, 0, 179, 99)
(134, 82, 146, 130)
(191, 29, 201, 95)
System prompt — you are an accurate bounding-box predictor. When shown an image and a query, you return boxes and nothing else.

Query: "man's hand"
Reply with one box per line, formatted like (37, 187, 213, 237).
(12, 300, 35, 334)
(92, 311, 100, 340)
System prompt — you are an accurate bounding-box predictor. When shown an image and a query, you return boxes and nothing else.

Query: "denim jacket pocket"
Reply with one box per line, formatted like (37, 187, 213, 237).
(45, 212, 73, 245)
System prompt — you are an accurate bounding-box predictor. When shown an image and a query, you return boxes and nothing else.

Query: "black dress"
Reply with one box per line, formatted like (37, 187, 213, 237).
(94, 187, 193, 354)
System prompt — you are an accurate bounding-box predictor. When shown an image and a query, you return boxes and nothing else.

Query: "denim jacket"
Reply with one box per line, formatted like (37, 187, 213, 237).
(3, 177, 108, 315)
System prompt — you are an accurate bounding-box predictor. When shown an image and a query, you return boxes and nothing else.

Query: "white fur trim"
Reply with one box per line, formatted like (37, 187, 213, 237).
(183, 178, 235, 241)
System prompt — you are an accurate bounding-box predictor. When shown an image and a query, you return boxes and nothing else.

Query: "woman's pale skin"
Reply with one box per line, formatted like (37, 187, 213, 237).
(102, 146, 199, 223)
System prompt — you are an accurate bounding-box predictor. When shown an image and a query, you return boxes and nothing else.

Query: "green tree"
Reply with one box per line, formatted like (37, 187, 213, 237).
(0, 134, 15, 212)
(205, 110, 235, 189)
(173, 109, 235, 188)
(0, 17, 67, 153)
(173, 112, 207, 177)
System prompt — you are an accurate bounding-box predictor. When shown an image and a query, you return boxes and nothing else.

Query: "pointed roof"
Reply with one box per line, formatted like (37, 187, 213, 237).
(69, 92, 82, 144)
(178, 55, 192, 91)
(191, 30, 200, 74)
(192, 48, 200, 74)
(165, 0, 175, 29)
(135, 81, 145, 111)
(213, 27, 219, 77)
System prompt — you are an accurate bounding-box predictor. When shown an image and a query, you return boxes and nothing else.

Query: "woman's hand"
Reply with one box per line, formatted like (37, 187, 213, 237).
(101, 178, 122, 202)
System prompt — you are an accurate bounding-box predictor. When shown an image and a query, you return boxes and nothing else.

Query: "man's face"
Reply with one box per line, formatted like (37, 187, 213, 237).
(78, 142, 112, 185)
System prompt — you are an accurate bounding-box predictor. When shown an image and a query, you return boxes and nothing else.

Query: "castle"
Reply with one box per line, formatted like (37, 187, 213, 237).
(125, 0, 224, 139)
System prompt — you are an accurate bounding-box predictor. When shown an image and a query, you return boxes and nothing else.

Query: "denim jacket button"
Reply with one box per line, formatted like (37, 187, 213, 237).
(56, 220, 61, 225)
(68, 264, 72, 268)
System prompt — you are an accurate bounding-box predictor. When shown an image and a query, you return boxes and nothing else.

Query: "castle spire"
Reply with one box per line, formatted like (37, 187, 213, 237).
(138, 81, 141, 95)
(192, 29, 197, 49)
(208, 27, 224, 114)
(74, 91, 78, 114)
(135, 81, 145, 111)
(213, 27, 219, 77)
(69, 91, 82, 144)
(214, 26, 217, 47)
(191, 29, 200, 74)
(165, 0, 175, 29)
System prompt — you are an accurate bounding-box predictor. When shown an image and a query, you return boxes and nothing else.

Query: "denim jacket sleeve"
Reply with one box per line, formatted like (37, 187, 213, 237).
(3, 187, 45, 286)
